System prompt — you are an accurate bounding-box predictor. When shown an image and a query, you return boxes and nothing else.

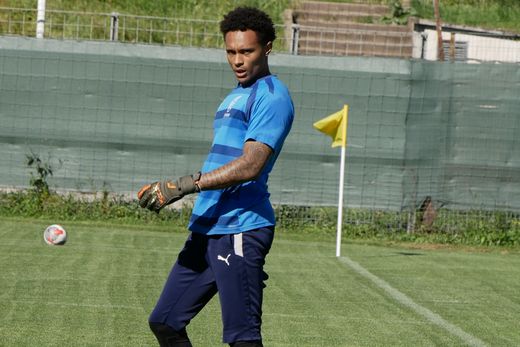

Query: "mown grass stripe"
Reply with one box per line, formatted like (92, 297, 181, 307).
(339, 255, 488, 347)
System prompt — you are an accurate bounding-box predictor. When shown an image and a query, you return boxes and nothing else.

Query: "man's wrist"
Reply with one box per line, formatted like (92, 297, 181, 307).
(193, 172, 201, 192)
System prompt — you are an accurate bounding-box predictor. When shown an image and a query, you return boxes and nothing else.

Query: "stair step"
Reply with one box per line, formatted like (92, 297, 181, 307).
(297, 42, 413, 58)
(295, 19, 411, 33)
(294, 11, 385, 24)
(298, 1, 390, 16)
(297, 37, 413, 50)
(298, 28, 413, 44)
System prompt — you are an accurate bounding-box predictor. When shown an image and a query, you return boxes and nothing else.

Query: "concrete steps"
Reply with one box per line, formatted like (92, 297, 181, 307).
(295, 11, 383, 24)
(298, 27, 412, 44)
(297, 38, 414, 57)
(298, 1, 390, 16)
(287, 1, 414, 58)
(296, 20, 412, 33)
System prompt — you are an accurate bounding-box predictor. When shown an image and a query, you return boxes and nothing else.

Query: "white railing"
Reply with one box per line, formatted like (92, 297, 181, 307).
(2, 7, 519, 62)
(0, 7, 289, 51)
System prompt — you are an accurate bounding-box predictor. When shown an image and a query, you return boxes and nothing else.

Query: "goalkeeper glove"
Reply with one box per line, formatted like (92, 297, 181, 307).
(137, 172, 201, 212)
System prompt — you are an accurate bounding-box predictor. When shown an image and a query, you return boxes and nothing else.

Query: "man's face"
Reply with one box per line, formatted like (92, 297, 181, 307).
(224, 30, 272, 87)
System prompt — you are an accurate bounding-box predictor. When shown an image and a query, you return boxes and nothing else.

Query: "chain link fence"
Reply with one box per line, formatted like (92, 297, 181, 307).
(1, 7, 519, 236)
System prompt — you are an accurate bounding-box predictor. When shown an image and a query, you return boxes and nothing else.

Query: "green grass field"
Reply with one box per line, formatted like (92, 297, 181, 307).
(1, 216, 519, 346)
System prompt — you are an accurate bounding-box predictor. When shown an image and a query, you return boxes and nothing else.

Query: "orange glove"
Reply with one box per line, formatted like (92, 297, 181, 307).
(137, 172, 201, 212)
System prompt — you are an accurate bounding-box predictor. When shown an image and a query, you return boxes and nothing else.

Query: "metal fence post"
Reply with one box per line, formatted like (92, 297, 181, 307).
(36, 0, 46, 38)
(110, 12, 119, 41)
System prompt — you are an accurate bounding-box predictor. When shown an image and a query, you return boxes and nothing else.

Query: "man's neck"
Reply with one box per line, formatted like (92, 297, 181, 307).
(241, 71, 271, 88)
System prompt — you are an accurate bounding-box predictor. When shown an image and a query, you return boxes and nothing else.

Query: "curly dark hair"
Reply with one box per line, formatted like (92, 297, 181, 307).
(219, 7, 276, 45)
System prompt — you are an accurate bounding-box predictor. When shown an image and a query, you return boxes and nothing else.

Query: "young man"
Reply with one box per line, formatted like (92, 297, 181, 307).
(137, 6, 294, 347)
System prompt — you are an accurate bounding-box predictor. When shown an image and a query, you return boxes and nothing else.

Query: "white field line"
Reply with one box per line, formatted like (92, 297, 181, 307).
(338, 256, 488, 347)
(11, 300, 143, 311)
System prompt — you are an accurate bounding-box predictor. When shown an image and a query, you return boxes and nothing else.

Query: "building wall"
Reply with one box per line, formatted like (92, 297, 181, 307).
(417, 29, 520, 63)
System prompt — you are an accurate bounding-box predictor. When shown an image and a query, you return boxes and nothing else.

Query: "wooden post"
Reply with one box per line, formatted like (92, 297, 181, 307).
(433, 0, 444, 61)
(449, 32, 456, 61)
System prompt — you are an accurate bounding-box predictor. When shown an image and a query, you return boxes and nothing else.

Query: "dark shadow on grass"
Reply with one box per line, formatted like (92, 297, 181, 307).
(396, 251, 423, 256)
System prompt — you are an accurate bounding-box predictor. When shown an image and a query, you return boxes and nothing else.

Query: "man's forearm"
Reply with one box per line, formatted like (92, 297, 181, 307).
(197, 141, 272, 190)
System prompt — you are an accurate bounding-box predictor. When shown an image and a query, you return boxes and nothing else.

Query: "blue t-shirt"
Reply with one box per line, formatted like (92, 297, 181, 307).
(188, 75, 294, 235)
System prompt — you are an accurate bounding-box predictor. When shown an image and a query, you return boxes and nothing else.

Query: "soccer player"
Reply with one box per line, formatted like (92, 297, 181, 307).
(137, 6, 294, 347)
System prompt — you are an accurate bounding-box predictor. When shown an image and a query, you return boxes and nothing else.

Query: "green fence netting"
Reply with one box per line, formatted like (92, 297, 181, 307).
(1, 37, 519, 231)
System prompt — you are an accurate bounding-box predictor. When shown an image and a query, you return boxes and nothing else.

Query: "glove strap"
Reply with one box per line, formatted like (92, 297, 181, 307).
(178, 172, 202, 194)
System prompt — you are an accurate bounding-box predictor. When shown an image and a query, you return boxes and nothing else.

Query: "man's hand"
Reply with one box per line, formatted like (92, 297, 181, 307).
(137, 172, 201, 212)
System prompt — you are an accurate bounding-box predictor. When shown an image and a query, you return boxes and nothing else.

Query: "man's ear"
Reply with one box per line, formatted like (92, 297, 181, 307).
(265, 41, 273, 56)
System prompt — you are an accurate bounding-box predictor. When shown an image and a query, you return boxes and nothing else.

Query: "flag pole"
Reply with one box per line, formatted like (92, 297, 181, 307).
(336, 144, 346, 257)
(336, 105, 348, 257)
(312, 104, 349, 257)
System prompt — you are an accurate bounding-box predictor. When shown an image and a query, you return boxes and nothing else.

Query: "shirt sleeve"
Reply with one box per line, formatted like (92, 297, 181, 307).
(245, 92, 294, 155)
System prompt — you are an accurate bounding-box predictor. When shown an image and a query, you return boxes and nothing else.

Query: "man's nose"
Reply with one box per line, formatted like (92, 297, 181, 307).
(233, 54, 244, 66)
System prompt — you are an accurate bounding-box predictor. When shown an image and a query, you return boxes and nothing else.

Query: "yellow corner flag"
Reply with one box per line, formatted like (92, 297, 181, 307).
(313, 105, 349, 148)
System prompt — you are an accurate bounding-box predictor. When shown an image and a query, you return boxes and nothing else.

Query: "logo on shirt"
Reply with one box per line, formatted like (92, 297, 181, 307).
(217, 254, 231, 266)
(224, 95, 243, 117)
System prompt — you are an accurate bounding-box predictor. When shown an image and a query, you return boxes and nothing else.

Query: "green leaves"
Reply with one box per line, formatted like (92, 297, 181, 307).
(381, 0, 417, 25)
(26, 151, 57, 197)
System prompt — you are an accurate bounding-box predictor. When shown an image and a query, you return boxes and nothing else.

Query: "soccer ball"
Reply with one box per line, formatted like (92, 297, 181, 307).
(43, 224, 67, 245)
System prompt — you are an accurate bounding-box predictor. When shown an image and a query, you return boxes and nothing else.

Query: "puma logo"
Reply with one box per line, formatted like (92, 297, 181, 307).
(217, 254, 231, 266)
